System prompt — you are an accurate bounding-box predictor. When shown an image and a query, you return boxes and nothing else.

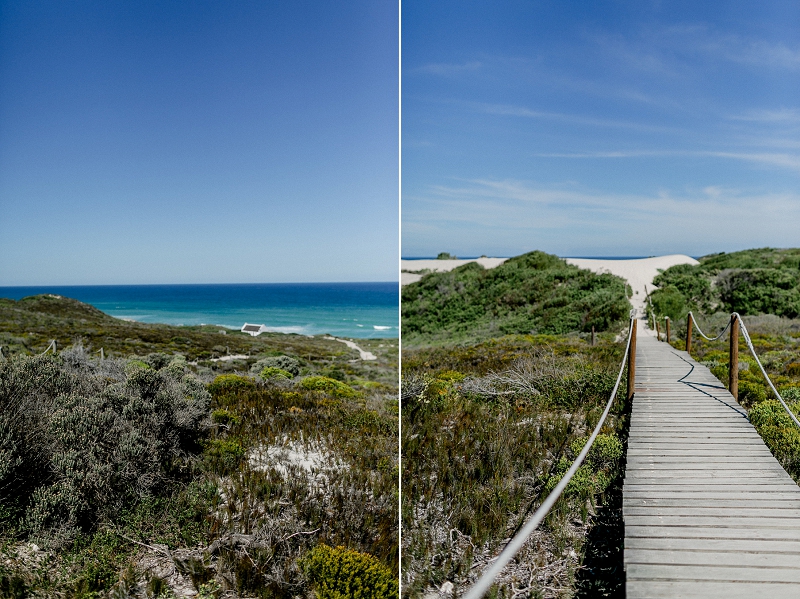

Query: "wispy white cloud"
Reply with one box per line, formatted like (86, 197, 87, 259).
(412, 61, 482, 76)
(658, 25, 800, 71)
(529, 149, 800, 173)
(728, 108, 800, 124)
(402, 179, 800, 256)
(479, 103, 681, 133)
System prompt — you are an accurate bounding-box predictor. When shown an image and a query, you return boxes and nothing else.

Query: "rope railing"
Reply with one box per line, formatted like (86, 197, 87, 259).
(685, 311, 800, 430)
(461, 316, 636, 599)
(40, 340, 57, 355)
(687, 311, 732, 342)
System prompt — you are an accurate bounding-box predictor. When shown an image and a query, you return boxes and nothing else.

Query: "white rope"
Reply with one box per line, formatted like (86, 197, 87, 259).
(461, 317, 634, 599)
(687, 311, 731, 342)
(39, 340, 56, 355)
(733, 313, 800, 430)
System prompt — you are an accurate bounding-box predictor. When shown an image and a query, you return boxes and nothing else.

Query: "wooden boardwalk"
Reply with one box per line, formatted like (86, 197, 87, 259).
(624, 332, 800, 598)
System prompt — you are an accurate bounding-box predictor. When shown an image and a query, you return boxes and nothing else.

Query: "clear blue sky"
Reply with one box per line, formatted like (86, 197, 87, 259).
(0, 1, 398, 285)
(402, 1, 800, 258)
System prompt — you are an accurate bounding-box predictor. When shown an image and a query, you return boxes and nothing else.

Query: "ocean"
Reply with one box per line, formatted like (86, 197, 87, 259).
(0, 282, 399, 339)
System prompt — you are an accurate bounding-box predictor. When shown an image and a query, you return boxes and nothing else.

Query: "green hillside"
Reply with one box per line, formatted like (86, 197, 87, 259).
(402, 250, 631, 344)
(650, 248, 800, 321)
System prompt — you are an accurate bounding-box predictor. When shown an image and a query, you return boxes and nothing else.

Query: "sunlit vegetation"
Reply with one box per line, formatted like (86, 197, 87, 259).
(402, 334, 630, 598)
(0, 295, 398, 598)
(649, 247, 800, 322)
(402, 251, 631, 345)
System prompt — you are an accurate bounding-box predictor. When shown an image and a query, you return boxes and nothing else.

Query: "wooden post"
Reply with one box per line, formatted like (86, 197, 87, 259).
(656, 321, 661, 341)
(665, 317, 671, 344)
(627, 319, 637, 401)
(100, 348, 104, 361)
(729, 314, 739, 400)
(591, 326, 595, 346)
(686, 313, 693, 355)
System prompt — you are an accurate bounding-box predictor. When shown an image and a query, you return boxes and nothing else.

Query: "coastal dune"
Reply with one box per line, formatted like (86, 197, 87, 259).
(402, 254, 699, 334)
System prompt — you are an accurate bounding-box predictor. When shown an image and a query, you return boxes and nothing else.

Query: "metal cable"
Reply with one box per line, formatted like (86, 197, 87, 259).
(461, 317, 634, 599)
(687, 311, 731, 342)
(733, 313, 800, 430)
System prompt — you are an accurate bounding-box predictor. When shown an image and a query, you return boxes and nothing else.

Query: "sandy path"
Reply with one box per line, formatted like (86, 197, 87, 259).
(324, 336, 377, 360)
(188, 354, 249, 365)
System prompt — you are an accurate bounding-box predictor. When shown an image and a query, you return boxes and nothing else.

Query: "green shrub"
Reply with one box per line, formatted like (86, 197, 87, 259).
(738, 380, 768, 408)
(652, 264, 712, 309)
(402, 250, 630, 342)
(203, 438, 245, 474)
(300, 376, 358, 399)
(250, 355, 301, 377)
(717, 268, 800, 317)
(649, 286, 687, 322)
(781, 387, 800, 403)
(144, 352, 171, 370)
(0, 352, 210, 543)
(436, 370, 466, 382)
(211, 409, 240, 426)
(125, 359, 150, 371)
(260, 366, 293, 380)
(207, 374, 256, 397)
(301, 544, 398, 599)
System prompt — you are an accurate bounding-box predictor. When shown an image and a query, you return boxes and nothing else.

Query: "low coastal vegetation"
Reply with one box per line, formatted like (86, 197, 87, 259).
(402, 334, 630, 598)
(402, 251, 631, 345)
(0, 295, 398, 598)
(402, 251, 634, 598)
(648, 247, 800, 322)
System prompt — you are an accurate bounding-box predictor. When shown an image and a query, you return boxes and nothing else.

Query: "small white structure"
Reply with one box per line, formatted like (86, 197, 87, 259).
(241, 323, 267, 337)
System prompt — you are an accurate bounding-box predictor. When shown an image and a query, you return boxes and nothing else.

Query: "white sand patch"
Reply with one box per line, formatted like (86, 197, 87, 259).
(187, 354, 249, 365)
(401, 257, 508, 286)
(324, 336, 376, 360)
(566, 255, 699, 335)
(248, 439, 347, 487)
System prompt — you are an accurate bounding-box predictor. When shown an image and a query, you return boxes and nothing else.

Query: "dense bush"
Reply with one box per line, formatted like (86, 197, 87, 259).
(251, 355, 301, 377)
(650, 248, 800, 323)
(301, 544, 398, 599)
(749, 400, 800, 474)
(652, 264, 712, 310)
(738, 380, 768, 408)
(649, 285, 688, 323)
(301, 376, 358, 398)
(402, 251, 631, 343)
(0, 349, 210, 545)
(717, 269, 800, 317)
(260, 366, 293, 380)
(207, 374, 256, 397)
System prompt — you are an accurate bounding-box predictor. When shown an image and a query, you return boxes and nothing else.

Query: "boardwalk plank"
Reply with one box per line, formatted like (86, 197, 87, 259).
(623, 333, 800, 594)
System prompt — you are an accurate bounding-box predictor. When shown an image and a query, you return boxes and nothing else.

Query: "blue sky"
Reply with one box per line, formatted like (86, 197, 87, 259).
(0, 1, 398, 285)
(402, 1, 800, 258)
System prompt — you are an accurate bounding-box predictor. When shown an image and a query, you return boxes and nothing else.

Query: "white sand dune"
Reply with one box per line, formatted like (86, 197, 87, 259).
(566, 255, 698, 324)
(401, 257, 508, 285)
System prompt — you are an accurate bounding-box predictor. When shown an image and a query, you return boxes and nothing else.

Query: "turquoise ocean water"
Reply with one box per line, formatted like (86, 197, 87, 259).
(0, 283, 399, 339)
